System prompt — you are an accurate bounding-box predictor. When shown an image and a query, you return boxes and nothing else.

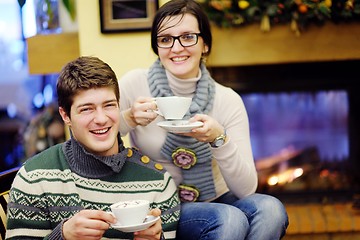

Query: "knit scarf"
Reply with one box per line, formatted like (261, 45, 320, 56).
(63, 134, 128, 179)
(148, 59, 216, 202)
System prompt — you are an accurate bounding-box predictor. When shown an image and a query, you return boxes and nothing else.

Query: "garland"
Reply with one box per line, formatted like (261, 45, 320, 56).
(197, 0, 360, 35)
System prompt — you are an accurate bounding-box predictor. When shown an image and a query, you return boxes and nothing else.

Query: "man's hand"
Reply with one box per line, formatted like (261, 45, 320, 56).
(133, 208, 163, 240)
(63, 209, 116, 240)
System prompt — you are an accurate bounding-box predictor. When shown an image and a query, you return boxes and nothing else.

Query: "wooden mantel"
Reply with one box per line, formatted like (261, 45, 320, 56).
(208, 22, 360, 67)
(26, 23, 360, 74)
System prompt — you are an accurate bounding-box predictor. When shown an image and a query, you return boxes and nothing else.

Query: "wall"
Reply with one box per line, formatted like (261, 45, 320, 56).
(76, 0, 167, 78)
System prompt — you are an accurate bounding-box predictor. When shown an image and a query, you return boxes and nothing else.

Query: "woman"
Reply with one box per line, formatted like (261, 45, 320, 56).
(119, 0, 289, 239)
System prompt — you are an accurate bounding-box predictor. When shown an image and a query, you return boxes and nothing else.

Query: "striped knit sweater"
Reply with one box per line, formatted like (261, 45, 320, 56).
(5, 141, 180, 240)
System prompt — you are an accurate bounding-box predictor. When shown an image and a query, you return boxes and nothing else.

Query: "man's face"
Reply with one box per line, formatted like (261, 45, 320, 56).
(59, 87, 120, 156)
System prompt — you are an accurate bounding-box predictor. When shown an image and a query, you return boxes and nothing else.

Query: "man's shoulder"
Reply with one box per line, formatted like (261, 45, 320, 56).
(23, 143, 66, 171)
(27, 143, 63, 160)
(124, 147, 167, 175)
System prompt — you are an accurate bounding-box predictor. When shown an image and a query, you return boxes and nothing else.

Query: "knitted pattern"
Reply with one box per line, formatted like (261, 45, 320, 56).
(5, 140, 180, 240)
(63, 135, 128, 178)
(148, 59, 216, 201)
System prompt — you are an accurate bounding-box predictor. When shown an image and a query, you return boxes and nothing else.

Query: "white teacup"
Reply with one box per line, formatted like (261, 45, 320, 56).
(155, 96, 192, 120)
(110, 199, 149, 226)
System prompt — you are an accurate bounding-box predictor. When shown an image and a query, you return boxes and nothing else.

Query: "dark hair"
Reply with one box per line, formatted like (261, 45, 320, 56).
(57, 56, 119, 116)
(150, 0, 212, 56)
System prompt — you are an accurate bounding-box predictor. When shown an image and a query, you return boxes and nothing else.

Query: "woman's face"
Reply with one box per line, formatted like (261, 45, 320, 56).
(157, 13, 208, 79)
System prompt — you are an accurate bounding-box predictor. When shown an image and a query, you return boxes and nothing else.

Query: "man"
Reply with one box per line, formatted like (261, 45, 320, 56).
(6, 56, 180, 240)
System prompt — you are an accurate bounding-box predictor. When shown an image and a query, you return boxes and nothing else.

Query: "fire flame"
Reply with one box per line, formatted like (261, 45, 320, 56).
(267, 168, 304, 186)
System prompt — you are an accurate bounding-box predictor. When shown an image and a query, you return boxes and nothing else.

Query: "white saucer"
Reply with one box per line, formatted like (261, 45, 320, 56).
(157, 120, 204, 133)
(111, 215, 160, 232)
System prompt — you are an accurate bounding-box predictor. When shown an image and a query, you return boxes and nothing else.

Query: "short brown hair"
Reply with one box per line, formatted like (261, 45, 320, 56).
(57, 56, 119, 116)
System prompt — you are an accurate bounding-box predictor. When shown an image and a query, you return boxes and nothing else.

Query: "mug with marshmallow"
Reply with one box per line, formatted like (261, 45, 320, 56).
(110, 199, 150, 226)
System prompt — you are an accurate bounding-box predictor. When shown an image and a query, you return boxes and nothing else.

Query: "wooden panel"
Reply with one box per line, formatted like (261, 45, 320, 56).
(283, 233, 360, 240)
(285, 203, 360, 236)
(27, 33, 80, 75)
(208, 22, 360, 67)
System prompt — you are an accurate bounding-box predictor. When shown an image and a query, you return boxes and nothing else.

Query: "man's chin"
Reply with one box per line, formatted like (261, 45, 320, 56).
(94, 140, 118, 156)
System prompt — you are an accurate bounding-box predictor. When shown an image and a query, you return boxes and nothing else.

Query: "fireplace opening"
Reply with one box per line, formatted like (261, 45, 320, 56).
(209, 60, 360, 203)
(242, 90, 352, 202)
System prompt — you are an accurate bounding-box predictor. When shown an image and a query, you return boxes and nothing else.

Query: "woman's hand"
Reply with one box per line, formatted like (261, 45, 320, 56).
(62, 209, 116, 240)
(124, 97, 158, 127)
(182, 114, 225, 144)
(133, 208, 163, 240)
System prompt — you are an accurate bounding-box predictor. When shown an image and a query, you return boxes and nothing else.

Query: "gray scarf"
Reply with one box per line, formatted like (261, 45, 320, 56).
(148, 59, 216, 202)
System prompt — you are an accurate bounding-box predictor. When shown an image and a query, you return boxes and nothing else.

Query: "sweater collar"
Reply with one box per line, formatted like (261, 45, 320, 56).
(166, 69, 201, 97)
(62, 134, 127, 178)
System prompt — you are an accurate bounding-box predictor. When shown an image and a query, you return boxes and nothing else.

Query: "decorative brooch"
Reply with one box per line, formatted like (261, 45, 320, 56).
(179, 184, 200, 202)
(171, 147, 197, 169)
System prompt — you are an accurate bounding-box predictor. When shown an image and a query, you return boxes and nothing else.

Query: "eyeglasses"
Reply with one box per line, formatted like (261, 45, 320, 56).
(156, 33, 201, 49)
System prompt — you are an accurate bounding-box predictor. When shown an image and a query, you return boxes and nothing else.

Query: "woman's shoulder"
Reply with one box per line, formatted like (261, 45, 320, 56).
(119, 68, 152, 98)
(119, 69, 149, 94)
(120, 68, 148, 82)
(214, 82, 243, 102)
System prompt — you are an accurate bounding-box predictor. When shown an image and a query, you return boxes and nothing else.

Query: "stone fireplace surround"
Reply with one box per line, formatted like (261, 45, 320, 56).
(207, 60, 360, 238)
(208, 60, 360, 196)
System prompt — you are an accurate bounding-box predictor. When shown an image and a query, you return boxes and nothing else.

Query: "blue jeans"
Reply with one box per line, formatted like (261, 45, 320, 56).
(176, 192, 289, 240)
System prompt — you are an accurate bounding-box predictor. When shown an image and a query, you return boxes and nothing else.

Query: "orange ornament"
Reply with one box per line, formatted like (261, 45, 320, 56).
(298, 4, 308, 13)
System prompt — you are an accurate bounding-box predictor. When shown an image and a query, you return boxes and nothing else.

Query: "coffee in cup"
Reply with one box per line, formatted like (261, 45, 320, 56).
(155, 96, 192, 120)
(110, 199, 149, 226)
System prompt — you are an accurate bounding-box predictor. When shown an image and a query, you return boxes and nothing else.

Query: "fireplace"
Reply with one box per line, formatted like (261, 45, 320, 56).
(208, 60, 360, 203)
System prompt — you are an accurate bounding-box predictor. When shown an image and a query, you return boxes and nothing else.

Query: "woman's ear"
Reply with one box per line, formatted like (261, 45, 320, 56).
(203, 45, 209, 55)
(59, 107, 71, 127)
